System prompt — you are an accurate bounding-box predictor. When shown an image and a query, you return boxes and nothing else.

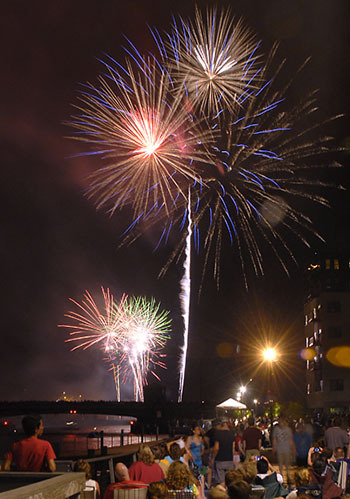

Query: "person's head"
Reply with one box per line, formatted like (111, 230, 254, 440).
(248, 417, 255, 427)
(158, 442, 168, 459)
(193, 425, 202, 436)
(152, 445, 162, 460)
(312, 455, 327, 476)
(294, 468, 310, 488)
(115, 462, 130, 482)
(225, 469, 244, 487)
(166, 461, 194, 490)
(227, 480, 251, 499)
(138, 444, 155, 466)
(334, 447, 345, 459)
(239, 462, 257, 485)
(212, 419, 221, 428)
(74, 459, 91, 479)
(279, 416, 287, 427)
(22, 415, 43, 437)
(169, 442, 182, 461)
(209, 486, 229, 499)
(333, 417, 341, 427)
(322, 447, 333, 460)
(256, 457, 268, 475)
(221, 419, 229, 430)
(147, 481, 168, 499)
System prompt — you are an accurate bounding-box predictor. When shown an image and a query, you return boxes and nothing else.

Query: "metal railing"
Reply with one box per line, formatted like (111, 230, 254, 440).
(56, 434, 172, 497)
(48, 428, 164, 458)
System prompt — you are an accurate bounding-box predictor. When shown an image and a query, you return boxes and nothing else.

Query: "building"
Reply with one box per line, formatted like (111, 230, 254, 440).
(304, 251, 350, 411)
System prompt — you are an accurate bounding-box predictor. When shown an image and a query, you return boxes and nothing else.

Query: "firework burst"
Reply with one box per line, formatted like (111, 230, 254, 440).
(69, 56, 213, 218)
(118, 296, 171, 401)
(60, 290, 171, 401)
(153, 7, 261, 116)
(66, 8, 343, 401)
(59, 287, 125, 352)
(153, 47, 343, 289)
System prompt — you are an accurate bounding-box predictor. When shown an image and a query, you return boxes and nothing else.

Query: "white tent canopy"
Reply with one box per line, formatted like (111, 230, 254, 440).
(216, 397, 247, 409)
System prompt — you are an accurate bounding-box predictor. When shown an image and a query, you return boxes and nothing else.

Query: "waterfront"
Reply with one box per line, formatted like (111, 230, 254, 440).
(1, 414, 165, 458)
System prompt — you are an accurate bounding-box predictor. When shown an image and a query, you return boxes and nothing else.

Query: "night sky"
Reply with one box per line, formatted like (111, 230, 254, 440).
(1, 0, 349, 404)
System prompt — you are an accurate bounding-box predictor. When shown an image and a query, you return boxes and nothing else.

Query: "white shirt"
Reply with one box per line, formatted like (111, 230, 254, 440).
(257, 472, 283, 484)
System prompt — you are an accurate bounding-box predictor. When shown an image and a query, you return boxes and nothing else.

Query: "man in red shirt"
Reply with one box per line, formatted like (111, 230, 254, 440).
(104, 462, 147, 499)
(242, 416, 262, 461)
(3, 414, 56, 472)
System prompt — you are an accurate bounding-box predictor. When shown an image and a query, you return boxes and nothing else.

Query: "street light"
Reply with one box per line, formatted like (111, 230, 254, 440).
(262, 347, 278, 427)
(263, 347, 277, 362)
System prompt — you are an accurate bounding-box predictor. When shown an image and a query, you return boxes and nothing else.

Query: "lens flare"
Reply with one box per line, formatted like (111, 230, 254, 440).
(326, 346, 350, 368)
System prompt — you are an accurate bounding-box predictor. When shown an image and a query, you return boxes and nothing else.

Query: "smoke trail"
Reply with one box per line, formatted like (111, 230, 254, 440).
(178, 189, 192, 402)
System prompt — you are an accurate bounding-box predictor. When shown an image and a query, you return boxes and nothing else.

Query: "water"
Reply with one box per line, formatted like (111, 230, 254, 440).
(1, 414, 161, 458)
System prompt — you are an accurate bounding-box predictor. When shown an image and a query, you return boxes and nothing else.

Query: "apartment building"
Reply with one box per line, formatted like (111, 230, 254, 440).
(304, 252, 350, 410)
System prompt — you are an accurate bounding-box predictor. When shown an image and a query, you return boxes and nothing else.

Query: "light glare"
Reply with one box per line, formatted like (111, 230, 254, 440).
(263, 347, 277, 362)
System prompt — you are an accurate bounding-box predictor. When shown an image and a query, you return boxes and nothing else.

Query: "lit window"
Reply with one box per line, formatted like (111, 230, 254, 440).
(313, 308, 317, 319)
(307, 383, 311, 394)
(306, 338, 309, 347)
(309, 337, 314, 346)
(325, 259, 331, 270)
(305, 315, 308, 326)
(307, 360, 310, 370)
(334, 259, 340, 270)
(320, 380, 324, 392)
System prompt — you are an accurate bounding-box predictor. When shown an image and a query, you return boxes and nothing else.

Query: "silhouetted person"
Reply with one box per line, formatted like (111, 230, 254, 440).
(3, 414, 56, 472)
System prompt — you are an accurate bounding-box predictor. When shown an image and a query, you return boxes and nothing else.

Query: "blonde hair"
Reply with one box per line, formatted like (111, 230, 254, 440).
(138, 444, 155, 465)
(147, 481, 168, 499)
(74, 459, 91, 479)
(166, 461, 194, 490)
(238, 462, 257, 484)
(295, 468, 310, 487)
(209, 486, 229, 499)
(225, 469, 244, 487)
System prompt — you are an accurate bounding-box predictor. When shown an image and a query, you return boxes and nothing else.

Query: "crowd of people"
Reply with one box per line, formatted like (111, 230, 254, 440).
(1, 413, 350, 499)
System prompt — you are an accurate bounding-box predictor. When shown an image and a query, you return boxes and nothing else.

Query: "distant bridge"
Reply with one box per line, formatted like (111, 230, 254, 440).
(0, 400, 216, 423)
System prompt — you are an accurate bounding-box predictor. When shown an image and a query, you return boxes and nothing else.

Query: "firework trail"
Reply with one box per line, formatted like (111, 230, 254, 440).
(118, 296, 171, 401)
(111, 362, 121, 401)
(178, 187, 192, 402)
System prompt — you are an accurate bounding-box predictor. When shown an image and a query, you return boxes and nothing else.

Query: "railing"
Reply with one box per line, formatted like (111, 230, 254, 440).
(55, 435, 172, 497)
(48, 428, 164, 458)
